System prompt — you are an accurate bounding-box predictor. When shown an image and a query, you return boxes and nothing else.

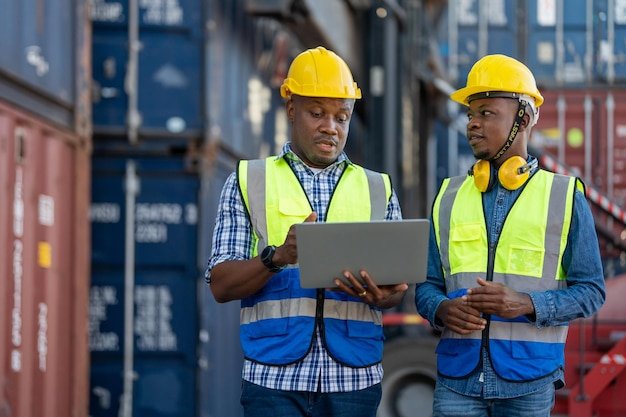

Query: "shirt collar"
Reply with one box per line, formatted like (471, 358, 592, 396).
(276, 142, 352, 169)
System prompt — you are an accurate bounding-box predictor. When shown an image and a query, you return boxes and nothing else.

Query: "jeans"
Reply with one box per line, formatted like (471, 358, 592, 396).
(240, 380, 381, 417)
(432, 380, 555, 417)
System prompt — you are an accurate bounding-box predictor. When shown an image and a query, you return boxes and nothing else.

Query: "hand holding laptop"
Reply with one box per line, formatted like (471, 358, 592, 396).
(332, 268, 409, 308)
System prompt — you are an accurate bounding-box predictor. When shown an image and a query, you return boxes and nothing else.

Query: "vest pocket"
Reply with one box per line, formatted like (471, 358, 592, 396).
(507, 245, 544, 277)
(278, 198, 310, 223)
(244, 318, 289, 339)
(346, 321, 383, 340)
(449, 223, 485, 269)
(510, 338, 559, 359)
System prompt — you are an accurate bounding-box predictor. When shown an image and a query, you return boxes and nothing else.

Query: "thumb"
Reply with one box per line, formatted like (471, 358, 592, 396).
(476, 277, 490, 286)
(304, 212, 317, 223)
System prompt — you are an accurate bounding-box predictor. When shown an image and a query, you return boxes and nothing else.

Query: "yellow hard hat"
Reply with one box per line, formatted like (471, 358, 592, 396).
(450, 54, 543, 108)
(280, 46, 362, 99)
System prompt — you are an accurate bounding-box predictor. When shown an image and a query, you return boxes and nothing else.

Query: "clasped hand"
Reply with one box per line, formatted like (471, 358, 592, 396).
(439, 277, 534, 335)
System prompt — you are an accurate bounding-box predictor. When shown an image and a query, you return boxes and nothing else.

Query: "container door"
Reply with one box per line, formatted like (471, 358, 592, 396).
(89, 156, 199, 417)
(91, 0, 203, 135)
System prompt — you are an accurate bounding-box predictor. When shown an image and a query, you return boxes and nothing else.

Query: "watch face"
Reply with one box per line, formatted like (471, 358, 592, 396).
(261, 245, 281, 272)
(261, 245, 274, 262)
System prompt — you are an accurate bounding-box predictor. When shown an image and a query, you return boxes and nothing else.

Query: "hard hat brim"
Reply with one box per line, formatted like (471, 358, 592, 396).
(450, 85, 544, 107)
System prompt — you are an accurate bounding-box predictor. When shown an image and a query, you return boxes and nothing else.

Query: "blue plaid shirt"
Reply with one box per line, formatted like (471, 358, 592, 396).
(207, 143, 402, 392)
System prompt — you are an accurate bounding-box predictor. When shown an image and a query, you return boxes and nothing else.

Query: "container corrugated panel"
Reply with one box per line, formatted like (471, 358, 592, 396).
(197, 149, 245, 417)
(527, 0, 589, 85)
(442, 0, 626, 87)
(456, 0, 518, 85)
(89, 156, 200, 417)
(0, 99, 91, 417)
(594, 0, 626, 83)
(205, 0, 295, 158)
(0, 0, 91, 130)
(91, 0, 203, 136)
(531, 88, 626, 251)
(533, 89, 626, 203)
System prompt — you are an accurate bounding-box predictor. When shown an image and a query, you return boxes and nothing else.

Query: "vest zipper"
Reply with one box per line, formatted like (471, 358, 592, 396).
(481, 242, 496, 354)
(315, 288, 325, 340)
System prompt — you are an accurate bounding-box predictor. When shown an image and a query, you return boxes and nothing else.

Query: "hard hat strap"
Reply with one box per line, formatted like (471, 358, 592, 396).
(490, 100, 526, 162)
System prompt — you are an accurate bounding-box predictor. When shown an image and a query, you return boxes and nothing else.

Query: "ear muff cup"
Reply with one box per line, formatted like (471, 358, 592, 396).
(472, 159, 495, 192)
(498, 156, 530, 190)
(470, 156, 532, 192)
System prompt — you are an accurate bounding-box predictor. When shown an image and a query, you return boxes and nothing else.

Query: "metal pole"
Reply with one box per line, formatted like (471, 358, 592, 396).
(557, 95, 566, 163)
(608, 0, 615, 84)
(120, 161, 139, 417)
(478, 0, 488, 58)
(555, 0, 564, 85)
(585, 0, 593, 83)
(383, 8, 399, 182)
(125, 0, 141, 144)
(584, 95, 592, 182)
(607, 93, 615, 198)
(448, 0, 458, 83)
(448, 100, 459, 176)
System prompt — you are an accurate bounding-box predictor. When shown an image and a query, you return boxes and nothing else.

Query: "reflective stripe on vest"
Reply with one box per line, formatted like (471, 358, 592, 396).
(433, 170, 577, 380)
(237, 156, 391, 366)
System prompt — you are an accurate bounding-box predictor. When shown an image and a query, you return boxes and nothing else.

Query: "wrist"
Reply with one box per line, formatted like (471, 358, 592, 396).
(260, 245, 284, 273)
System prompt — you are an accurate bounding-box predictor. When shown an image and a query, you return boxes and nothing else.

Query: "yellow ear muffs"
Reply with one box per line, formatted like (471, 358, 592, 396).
(498, 156, 531, 190)
(471, 159, 494, 192)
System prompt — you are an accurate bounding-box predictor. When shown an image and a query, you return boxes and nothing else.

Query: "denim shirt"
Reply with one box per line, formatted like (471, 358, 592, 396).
(415, 163, 606, 398)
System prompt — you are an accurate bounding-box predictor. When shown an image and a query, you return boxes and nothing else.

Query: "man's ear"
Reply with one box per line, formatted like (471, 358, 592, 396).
(519, 111, 531, 131)
(286, 98, 295, 122)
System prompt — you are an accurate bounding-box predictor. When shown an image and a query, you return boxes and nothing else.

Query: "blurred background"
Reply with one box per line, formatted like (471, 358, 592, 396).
(1, 0, 625, 416)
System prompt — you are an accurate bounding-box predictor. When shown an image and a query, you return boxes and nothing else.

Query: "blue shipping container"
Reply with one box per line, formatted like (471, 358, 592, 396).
(89, 156, 200, 417)
(527, 0, 589, 85)
(443, 0, 518, 85)
(91, 0, 203, 135)
(197, 150, 245, 417)
(0, 0, 91, 130)
(441, 0, 626, 87)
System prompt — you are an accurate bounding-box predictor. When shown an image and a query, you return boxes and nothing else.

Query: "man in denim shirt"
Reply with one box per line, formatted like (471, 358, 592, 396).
(415, 54, 605, 417)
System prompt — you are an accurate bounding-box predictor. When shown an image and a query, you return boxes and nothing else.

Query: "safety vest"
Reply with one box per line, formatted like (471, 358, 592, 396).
(237, 156, 392, 367)
(432, 170, 578, 381)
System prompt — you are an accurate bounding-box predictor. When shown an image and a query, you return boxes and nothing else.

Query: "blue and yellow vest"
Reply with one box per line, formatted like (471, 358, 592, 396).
(432, 170, 579, 381)
(237, 156, 392, 367)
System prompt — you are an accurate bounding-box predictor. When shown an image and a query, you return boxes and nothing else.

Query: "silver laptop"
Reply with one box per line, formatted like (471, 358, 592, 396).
(295, 219, 430, 289)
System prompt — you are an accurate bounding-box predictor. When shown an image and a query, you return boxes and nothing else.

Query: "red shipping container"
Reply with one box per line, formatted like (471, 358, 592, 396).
(0, 100, 91, 417)
(531, 88, 626, 254)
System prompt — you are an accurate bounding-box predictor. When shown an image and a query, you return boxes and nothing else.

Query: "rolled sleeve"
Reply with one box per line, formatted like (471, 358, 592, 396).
(205, 172, 254, 283)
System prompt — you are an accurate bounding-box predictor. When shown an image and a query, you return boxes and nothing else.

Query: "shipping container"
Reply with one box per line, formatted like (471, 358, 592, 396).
(531, 88, 626, 256)
(205, 0, 297, 158)
(89, 155, 201, 417)
(91, 0, 203, 137)
(197, 148, 245, 417)
(0, 99, 91, 417)
(91, 0, 294, 158)
(439, 0, 626, 88)
(0, 0, 91, 132)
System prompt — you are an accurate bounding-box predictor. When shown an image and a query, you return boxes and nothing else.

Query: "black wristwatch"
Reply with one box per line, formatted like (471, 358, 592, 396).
(260, 245, 283, 273)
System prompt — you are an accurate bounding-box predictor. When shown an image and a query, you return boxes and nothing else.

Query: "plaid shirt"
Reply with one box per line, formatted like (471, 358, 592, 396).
(206, 143, 402, 392)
